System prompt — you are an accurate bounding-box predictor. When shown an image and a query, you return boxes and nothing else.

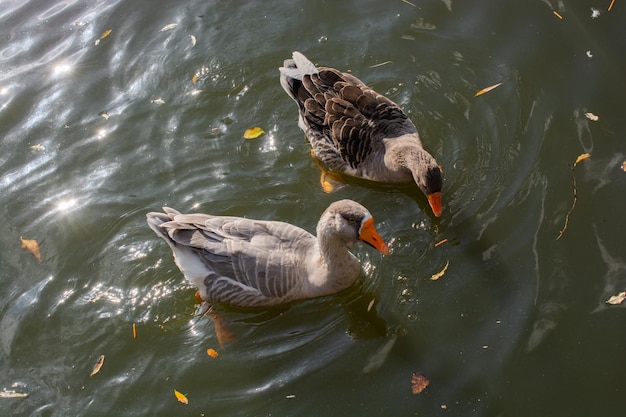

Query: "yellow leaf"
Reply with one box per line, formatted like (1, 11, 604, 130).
(474, 82, 502, 97)
(191, 73, 198, 85)
(174, 389, 188, 404)
(132, 323, 137, 339)
(90, 355, 105, 377)
(430, 260, 449, 281)
(621, 160, 626, 172)
(95, 29, 112, 45)
(553, 10, 563, 19)
(243, 127, 265, 139)
(207, 348, 219, 358)
(20, 237, 41, 262)
(606, 291, 626, 305)
(574, 153, 591, 166)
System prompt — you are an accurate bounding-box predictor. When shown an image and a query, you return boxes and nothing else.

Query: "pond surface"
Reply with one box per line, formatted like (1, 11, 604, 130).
(1, 1, 626, 416)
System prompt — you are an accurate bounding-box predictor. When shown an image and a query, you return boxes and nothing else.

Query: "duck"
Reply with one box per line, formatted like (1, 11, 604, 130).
(279, 51, 443, 217)
(146, 200, 389, 308)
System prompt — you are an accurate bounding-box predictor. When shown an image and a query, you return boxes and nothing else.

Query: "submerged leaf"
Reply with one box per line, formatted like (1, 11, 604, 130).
(243, 127, 265, 139)
(174, 389, 188, 404)
(20, 237, 41, 262)
(411, 372, 430, 394)
(90, 355, 105, 377)
(474, 82, 502, 97)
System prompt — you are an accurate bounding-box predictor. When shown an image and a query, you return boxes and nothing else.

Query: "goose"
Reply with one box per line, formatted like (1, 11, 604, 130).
(146, 200, 389, 308)
(279, 51, 443, 217)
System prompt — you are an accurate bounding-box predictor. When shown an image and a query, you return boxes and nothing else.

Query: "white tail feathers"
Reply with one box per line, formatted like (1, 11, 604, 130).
(279, 51, 318, 81)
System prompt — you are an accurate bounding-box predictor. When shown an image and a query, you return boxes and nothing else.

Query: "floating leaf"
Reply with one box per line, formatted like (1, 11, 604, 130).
(90, 355, 105, 377)
(474, 82, 502, 97)
(430, 260, 449, 281)
(243, 127, 265, 139)
(30, 144, 45, 151)
(160, 23, 177, 32)
(99, 111, 110, 120)
(609, 0, 615, 11)
(0, 390, 28, 398)
(367, 298, 376, 312)
(621, 160, 626, 172)
(94, 29, 112, 45)
(553, 10, 563, 19)
(132, 323, 137, 339)
(411, 372, 430, 394)
(190, 35, 196, 46)
(206, 348, 219, 358)
(151, 98, 165, 104)
(584, 112, 599, 121)
(606, 291, 626, 305)
(434, 238, 448, 247)
(191, 73, 198, 85)
(574, 153, 591, 167)
(20, 237, 41, 262)
(174, 389, 188, 404)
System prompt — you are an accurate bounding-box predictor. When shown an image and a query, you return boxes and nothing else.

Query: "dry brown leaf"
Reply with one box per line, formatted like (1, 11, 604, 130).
(609, 0, 615, 11)
(430, 260, 449, 281)
(20, 237, 41, 262)
(206, 348, 219, 358)
(411, 372, 430, 394)
(474, 82, 502, 97)
(553, 10, 563, 19)
(606, 291, 626, 305)
(174, 389, 188, 404)
(243, 127, 265, 139)
(434, 238, 448, 247)
(132, 323, 137, 339)
(90, 355, 105, 377)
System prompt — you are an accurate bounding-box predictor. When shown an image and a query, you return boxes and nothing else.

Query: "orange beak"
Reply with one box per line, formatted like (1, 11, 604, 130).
(427, 192, 442, 217)
(359, 217, 390, 255)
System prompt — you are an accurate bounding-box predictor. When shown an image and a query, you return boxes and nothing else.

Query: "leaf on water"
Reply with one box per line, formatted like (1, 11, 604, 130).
(174, 389, 188, 404)
(151, 98, 165, 104)
(411, 372, 430, 394)
(430, 260, 449, 281)
(434, 238, 448, 247)
(94, 29, 112, 45)
(30, 144, 45, 151)
(99, 111, 110, 120)
(474, 82, 502, 97)
(553, 10, 563, 19)
(0, 390, 29, 398)
(160, 23, 178, 32)
(190, 35, 196, 46)
(621, 160, 626, 172)
(367, 298, 376, 312)
(20, 237, 41, 262)
(608, 0, 615, 11)
(206, 348, 219, 358)
(584, 112, 599, 121)
(90, 355, 105, 377)
(132, 323, 137, 339)
(191, 73, 198, 85)
(574, 153, 591, 167)
(606, 291, 626, 305)
(243, 127, 265, 139)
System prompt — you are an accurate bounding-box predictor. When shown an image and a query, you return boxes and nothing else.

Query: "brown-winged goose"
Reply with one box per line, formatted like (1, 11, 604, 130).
(279, 51, 443, 217)
(146, 200, 389, 308)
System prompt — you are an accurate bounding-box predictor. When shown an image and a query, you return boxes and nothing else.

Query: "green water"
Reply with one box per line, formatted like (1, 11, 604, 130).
(1, 1, 625, 416)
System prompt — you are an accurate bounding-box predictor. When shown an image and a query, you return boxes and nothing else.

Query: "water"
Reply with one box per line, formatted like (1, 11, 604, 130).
(1, 0, 626, 416)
